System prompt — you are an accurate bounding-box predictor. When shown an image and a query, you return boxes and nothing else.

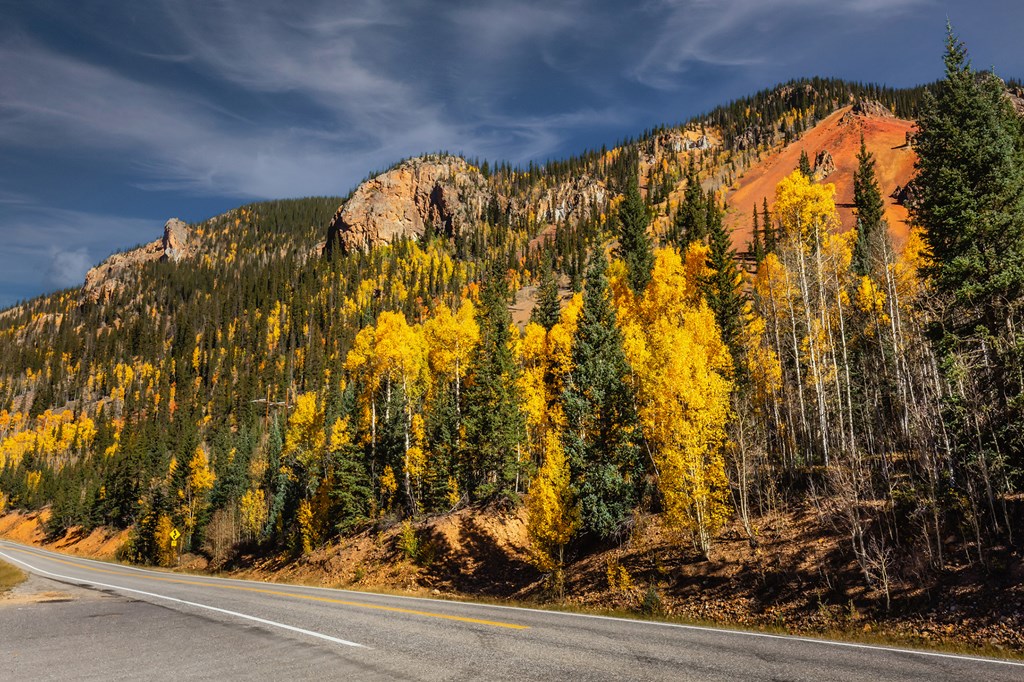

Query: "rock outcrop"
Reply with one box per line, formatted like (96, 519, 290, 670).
(161, 218, 189, 263)
(1008, 86, 1024, 117)
(324, 156, 491, 255)
(83, 218, 191, 301)
(840, 99, 896, 126)
(851, 99, 895, 119)
(813, 150, 836, 181)
(530, 174, 607, 225)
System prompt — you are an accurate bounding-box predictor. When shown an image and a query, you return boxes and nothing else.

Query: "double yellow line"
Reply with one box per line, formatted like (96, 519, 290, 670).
(4, 545, 528, 631)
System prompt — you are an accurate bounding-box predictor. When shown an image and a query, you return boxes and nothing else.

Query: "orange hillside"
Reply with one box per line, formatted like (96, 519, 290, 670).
(725, 106, 917, 250)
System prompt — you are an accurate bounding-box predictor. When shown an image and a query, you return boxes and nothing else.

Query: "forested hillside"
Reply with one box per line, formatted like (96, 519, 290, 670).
(2, 32, 1023, 639)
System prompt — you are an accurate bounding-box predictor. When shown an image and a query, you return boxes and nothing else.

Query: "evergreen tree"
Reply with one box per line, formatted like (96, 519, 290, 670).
(704, 201, 745, 363)
(914, 27, 1024, 324)
(530, 253, 561, 331)
(750, 204, 764, 263)
(464, 268, 527, 501)
(912, 26, 1024, 482)
(561, 254, 641, 541)
(672, 158, 707, 248)
(852, 135, 884, 276)
(617, 174, 654, 295)
(798, 149, 813, 178)
(761, 198, 775, 253)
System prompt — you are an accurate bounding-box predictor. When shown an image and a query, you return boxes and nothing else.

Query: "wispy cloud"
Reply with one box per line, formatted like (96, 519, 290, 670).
(630, 0, 931, 89)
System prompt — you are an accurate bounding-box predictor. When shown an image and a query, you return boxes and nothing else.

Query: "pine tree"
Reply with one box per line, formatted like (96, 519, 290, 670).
(463, 268, 527, 501)
(704, 200, 745, 363)
(561, 254, 640, 540)
(852, 134, 884, 276)
(750, 204, 764, 263)
(798, 150, 813, 179)
(912, 26, 1024, 480)
(531, 254, 561, 331)
(761, 198, 775, 253)
(672, 158, 707, 248)
(914, 27, 1024, 325)
(617, 174, 654, 295)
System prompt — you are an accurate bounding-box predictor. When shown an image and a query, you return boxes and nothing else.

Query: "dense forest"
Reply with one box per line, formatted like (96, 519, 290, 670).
(1, 32, 1022, 609)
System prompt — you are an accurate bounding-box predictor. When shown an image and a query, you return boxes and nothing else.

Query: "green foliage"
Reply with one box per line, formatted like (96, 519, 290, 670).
(912, 26, 1024, 484)
(617, 174, 654, 296)
(463, 268, 527, 501)
(798, 149, 813, 178)
(703, 201, 744, 363)
(670, 159, 707, 248)
(562, 254, 641, 541)
(852, 135, 884, 277)
(531, 255, 562, 331)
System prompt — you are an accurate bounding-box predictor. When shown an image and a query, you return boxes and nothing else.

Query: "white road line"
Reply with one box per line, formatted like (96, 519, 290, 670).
(4, 540, 1021, 669)
(0, 550, 368, 650)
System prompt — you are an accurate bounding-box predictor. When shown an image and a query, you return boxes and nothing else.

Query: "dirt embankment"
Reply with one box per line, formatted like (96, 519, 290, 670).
(2, 504, 1022, 656)
(0, 509, 127, 561)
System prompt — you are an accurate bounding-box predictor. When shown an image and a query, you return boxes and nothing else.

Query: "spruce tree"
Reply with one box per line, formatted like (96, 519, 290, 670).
(561, 254, 641, 541)
(914, 27, 1024, 324)
(798, 149, 813, 178)
(704, 200, 745, 363)
(530, 254, 561, 330)
(913, 27, 1024, 480)
(852, 135, 884, 276)
(464, 268, 527, 501)
(761, 198, 775, 253)
(672, 157, 707, 248)
(617, 174, 654, 295)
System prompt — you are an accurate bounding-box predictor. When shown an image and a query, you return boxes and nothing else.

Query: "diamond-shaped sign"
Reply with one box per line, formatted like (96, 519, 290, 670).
(169, 528, 181, 541)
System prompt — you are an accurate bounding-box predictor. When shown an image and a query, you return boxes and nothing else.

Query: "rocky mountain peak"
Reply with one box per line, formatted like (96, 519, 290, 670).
(323, 155, 491, 256)
(83, 218, 192, 301)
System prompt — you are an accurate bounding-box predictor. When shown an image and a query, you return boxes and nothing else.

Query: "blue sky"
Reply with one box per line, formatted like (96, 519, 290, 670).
(1, 0, 1021, 307)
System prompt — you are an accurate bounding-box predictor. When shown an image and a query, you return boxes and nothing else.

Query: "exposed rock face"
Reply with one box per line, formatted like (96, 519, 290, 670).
(840, 99, 896, 126)
(1008, 86, 1024, 117)
(83, 218, 191, 301)
(161, 218, 190, 263)
(531, 174, 607, 225)
(324, 156, 491, 255)
(852, 99, 895, 118)
(813, 150, 836, 181)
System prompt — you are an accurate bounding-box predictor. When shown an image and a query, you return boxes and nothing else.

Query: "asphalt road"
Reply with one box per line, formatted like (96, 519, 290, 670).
(1, 540, 1021, 681)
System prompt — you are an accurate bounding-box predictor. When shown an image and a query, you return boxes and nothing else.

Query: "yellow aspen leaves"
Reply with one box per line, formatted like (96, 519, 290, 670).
(613, 247, 733, 556)
(526, 431, 578, 573)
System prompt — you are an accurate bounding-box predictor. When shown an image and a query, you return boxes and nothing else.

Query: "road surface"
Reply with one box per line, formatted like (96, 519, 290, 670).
(0, 539, 1020, 681)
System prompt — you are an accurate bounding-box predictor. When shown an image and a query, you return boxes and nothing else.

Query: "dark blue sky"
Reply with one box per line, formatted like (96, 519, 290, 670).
(1, 0, 1021, 307)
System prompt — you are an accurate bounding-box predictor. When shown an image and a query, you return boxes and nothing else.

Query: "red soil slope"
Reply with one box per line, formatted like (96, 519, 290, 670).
(725, 107, 917, 250)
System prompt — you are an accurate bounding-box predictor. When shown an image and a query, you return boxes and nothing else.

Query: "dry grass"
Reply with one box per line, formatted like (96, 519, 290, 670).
(0, 558, 26, 596)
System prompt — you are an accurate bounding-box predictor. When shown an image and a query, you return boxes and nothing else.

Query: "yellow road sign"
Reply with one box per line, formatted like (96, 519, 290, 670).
(169, 528, 181, 541)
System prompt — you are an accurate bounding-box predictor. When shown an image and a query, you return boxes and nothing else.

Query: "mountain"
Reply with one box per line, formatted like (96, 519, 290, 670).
(3, 67, 1024, 653)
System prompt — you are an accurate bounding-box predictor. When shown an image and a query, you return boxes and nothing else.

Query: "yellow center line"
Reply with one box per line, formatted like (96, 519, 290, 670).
(5, 546, 528, 630)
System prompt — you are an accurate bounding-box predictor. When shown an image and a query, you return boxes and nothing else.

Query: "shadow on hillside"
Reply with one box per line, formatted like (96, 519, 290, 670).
(418, 515, 536, 596)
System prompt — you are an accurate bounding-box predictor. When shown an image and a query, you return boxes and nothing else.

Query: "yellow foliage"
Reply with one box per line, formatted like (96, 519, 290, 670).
(154, 513, 176, 567)
(526, 431, 578, 572)
(613, 247, 733, 556)
(379, 465, 398, 514)
(285, 392, 326, 470)
(297, 499, 314, 554)
(855, 275, 887, 316)
(774, 170, 839, 245)
(239, 488, 267, 540)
